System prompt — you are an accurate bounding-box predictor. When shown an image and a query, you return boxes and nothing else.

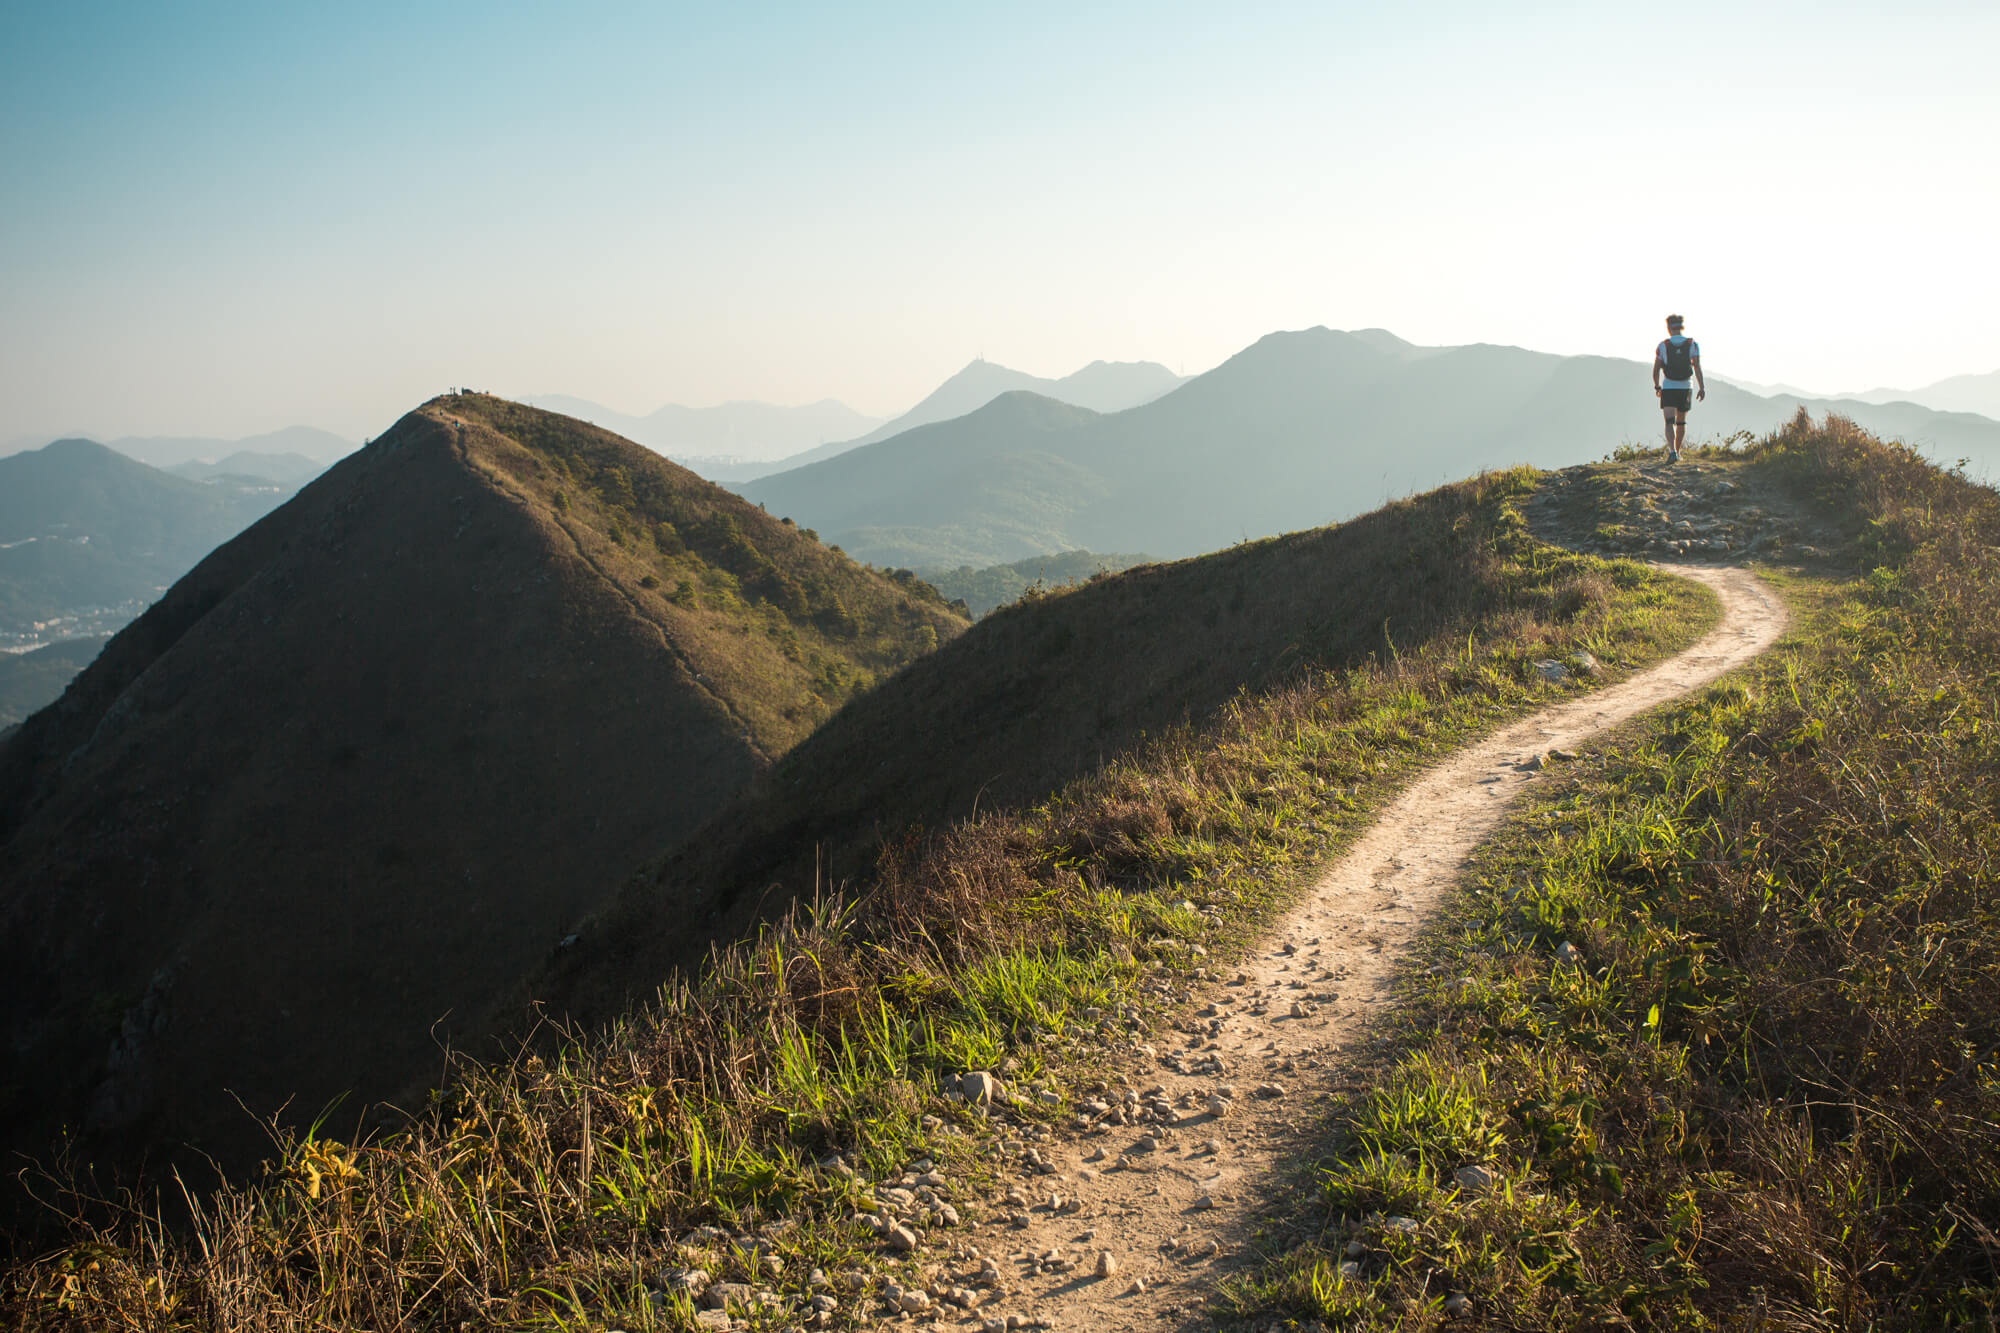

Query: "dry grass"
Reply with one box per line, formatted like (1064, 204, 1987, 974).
(1240, 414, 2000, 1329)
(0, 469, 1715, 1330)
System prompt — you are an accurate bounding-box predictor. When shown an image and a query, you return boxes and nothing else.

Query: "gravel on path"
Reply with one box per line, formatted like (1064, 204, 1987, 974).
(934, 565, 1787, 1333)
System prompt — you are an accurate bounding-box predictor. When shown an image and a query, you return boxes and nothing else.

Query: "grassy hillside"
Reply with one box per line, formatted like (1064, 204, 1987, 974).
(15, 422, 1976, 1330)
(915, 549, 1154, 617)
(441, 394, 965, 750)
(0, 395, 963, 1183)
(1240, 418, 2000, 1329)
(0, 456, 1723, 1325)
(743, 329, 2000, 569)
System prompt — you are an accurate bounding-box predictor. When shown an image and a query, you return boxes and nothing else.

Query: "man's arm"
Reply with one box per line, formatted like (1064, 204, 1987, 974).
(1692, 353, 1705, 401)
(1653, 347, 1664, 394)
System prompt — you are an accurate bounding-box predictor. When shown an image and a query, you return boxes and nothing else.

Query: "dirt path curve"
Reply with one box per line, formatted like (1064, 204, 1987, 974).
(947, 567, 1787, 1333)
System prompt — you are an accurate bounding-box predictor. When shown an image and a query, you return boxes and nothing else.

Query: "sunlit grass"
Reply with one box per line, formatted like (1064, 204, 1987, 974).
(1, 468, 1718, 1330)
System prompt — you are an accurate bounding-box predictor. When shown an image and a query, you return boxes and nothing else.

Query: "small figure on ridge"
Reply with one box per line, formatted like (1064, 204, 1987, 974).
(1652, 314, 1704, 463)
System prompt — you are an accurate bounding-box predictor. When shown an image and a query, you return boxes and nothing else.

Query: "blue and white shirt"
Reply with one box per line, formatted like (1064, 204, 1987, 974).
(1656, 336, 1701, 389)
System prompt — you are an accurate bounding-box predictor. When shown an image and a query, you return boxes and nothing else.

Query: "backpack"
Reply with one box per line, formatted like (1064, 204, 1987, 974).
(1661, 337, 1695, 381)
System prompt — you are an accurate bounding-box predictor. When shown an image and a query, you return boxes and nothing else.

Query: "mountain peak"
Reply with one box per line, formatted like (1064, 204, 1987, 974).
(0, 395, 964, 1175)
(37, 437, 125, 464)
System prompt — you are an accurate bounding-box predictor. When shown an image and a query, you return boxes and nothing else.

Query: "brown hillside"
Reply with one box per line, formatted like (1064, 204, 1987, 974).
(534, 473, 1574, 1023)
(0, 395, 963, 1181)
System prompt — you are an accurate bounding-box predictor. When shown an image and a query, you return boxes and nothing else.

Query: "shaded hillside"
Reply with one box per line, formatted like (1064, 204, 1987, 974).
(0, 453, 1724, 1326)
(743, 328, 2000, 566)
(535, 465, 1625, 1025)
(0, 637, 105, 729)
(0, 395, 963, 1178)
(917, 549, 1155, 617)
(0, 440, 300, 646)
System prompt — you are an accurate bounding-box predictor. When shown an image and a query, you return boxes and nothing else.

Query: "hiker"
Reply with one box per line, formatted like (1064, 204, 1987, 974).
(1652, 314, 1704, 463)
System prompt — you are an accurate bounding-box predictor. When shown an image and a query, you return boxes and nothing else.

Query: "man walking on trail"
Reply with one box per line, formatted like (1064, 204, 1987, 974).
(1652, 314, 1704, 463)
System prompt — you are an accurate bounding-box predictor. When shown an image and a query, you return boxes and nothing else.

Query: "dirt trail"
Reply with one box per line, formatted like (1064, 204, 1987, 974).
(937, 565, 1787, 1333)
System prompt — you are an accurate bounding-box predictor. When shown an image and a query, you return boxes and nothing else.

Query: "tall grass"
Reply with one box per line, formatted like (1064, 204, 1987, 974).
(0, 471, 1713, 1330)
(1241, 414, 2000, 1329)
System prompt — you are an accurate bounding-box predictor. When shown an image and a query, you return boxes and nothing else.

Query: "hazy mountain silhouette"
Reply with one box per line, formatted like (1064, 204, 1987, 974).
(0, 440, 303, 645)
(522, 395, 885, 463)
(1842, 368, 2000, 420)
(744, 329, 2000, 567)
(0, 395, 963, 1176)
(67, 425, 356, 469)
(168, 451, 326, 485)
(657, 359, 1184, 484)
(842, 358, 1183, 449)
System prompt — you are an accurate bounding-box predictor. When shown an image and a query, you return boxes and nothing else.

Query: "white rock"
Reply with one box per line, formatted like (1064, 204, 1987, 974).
(961, 1071, 1005, 1104)
(886, 1225, 920, 1251)
(1094, 1251, 1119, 1278)
(1453, 1164, 1498, 1192)
(1554, 941, 1582, 966)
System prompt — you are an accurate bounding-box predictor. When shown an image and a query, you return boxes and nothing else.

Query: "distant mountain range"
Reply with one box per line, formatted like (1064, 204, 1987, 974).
(50, 425, 353, 469)
(520, 395, 886, 465)
(0, 395, 963, 1175)
(1844, 368, 2000, 419)
(743, 328, 2000, 569)
(531, 359, 1185, 483)
(844, 359, 1185, 448)
(0, 440, 309, 649)
(1720, 368, 2000, 420)
(169, 450, 326, 485)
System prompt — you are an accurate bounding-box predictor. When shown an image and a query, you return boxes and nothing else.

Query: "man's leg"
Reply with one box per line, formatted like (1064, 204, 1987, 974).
(1674, 410, 1688, 453)
(1664, 407, 1678, 455)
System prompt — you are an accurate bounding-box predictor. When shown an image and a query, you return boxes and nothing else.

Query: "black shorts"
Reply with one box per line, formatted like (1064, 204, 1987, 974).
(1660, 388, 1692, 412)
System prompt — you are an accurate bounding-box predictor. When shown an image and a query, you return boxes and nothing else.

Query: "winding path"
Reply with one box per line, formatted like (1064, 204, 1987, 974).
(961, 566, 1788, 1333)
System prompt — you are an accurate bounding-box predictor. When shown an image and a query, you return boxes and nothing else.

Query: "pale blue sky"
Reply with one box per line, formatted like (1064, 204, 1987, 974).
(4, 1, 1996, 442)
